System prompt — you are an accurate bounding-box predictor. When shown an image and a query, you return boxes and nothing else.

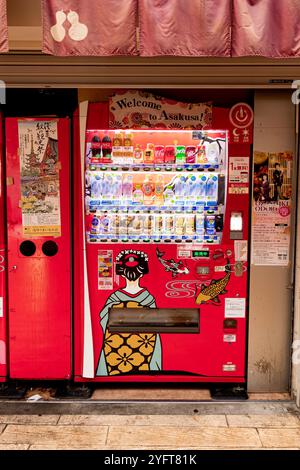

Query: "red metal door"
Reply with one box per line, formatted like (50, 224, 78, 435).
(0, 113, 7, 381)
(6, 117, 71, 379)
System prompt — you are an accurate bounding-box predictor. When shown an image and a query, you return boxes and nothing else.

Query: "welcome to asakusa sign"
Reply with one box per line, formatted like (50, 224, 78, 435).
(109, 90, 212, 129)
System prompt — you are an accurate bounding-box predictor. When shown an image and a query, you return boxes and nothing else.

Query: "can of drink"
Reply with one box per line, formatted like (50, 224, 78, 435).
(164, 145, 175, 164)
(205, 214, 216, 236)
(185, 146, 196, 164)
(164, 213, 174, 235)
(185, 212, 195, 236)
(143, 213, 153, 237)
(175, 145, 186, 164)
(119, 213, 128, 236)
(175, 211, 185, 236)
(110, 210, 120, 237)
(195, 212, 205, 235)
(154, 145, 165, 164)
(99, 213, 110, 234)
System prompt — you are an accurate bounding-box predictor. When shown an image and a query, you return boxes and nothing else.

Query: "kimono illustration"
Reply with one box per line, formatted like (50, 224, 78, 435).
(96, 250, 162, 376)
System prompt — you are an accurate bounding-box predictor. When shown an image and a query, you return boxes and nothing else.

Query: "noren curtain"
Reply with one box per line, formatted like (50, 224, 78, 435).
(139, 0, 231, 56)
(41, 0, 300, 58)
(232, 0, 300, 58)
(42, 0, 138, 56)
(0, 0, 8, 53)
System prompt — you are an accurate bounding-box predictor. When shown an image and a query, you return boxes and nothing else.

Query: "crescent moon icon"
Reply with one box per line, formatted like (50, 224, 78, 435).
(233, 128, 240, 137)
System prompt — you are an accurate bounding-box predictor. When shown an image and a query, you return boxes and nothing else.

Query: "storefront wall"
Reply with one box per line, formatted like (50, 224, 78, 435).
(248, 91, 296, 392)
(1, 0, 299, 394)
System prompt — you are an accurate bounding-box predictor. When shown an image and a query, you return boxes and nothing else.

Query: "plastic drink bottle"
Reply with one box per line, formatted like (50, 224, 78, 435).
(197, 144, 207, 164)
(142, 176, 155, 205)
(132, 182, 144, 205)
(91, 133, 102, 160)
(205, 141, 219, 165)
(206, 174, 218, 200)
(91, 174, 102, 199)
(133, 144, 144, 164)
(163, 185, 175, 206)
(155, 174, 165, 206)
(122, 174, 133, 203)
(144, 143, 155, 164)
(102, 135, 112, 163)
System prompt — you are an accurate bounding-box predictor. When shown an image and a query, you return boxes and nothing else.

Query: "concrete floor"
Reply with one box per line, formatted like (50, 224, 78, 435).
(0, 391, 299, 450)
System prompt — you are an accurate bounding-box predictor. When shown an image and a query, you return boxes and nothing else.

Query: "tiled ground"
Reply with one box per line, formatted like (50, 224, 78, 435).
(0, 389, 299, 450)
(0, 409, 299, 450)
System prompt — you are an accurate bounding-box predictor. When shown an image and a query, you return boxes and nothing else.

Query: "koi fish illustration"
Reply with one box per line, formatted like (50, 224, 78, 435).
(156, 247, 189, 277)
(195, 259, 231, 305)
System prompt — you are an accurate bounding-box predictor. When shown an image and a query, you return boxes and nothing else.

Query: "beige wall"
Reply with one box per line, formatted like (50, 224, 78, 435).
(248, 91, 296, 392)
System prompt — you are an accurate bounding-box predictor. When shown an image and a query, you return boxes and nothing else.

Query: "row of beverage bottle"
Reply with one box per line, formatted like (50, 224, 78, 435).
(88, 132, 221, 165)
(89, 211, 222, 238)
(86, 172, 218, 207)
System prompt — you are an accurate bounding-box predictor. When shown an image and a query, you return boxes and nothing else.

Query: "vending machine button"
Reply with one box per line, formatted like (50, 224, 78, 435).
(223, 319, 237, 329)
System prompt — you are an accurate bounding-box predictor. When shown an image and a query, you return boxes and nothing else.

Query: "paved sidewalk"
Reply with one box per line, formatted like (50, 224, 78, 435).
(0, 400, 299, 450)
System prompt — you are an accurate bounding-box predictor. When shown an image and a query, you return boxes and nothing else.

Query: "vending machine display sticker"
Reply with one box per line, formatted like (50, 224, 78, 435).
(234, 240, 248, 262)
(0, 297, 3, 317)
(251, 151, 293, 266)
(229, 156, 249, 194)
(18, 120, 61, 237)
(98, 250, 113, 290)
(225, 298, 246, 318)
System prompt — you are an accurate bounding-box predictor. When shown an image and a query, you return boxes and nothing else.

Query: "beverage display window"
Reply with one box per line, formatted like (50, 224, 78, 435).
(85, 130, 227, 246)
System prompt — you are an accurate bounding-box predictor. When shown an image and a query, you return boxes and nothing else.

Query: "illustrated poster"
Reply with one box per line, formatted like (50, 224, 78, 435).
(251, 151, 293, 266)
(18, 120, 61, 237)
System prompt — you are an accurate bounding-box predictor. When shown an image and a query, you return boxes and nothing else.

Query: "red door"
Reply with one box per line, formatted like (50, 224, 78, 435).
(6, 117, 71, 379)
(0, 113, 6, 381)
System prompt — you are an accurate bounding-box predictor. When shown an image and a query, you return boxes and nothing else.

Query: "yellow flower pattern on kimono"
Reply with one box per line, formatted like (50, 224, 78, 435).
(127, 334, 156, 356)
(103, 328, 156, 375)
(96, 287, 161, 376)
(106, 345, 144, 373)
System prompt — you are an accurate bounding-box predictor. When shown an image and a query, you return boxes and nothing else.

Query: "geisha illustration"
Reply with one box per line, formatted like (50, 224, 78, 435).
(96, 250, 162, 376)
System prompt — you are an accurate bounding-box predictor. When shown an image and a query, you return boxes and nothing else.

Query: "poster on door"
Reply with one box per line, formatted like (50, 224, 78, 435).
(18, 120, 61, 237)
(251, 151, 293, 266)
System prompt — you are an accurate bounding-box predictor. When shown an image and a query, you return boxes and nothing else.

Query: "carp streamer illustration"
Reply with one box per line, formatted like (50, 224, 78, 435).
(195, 259, 231, 305)
(156, 247, 189, 277)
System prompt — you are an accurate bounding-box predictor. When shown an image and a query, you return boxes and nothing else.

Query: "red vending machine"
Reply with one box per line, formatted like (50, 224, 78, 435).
(6, 117, 71, 379)
(0, 113, 6, 381)
(75, 104, 251, 383)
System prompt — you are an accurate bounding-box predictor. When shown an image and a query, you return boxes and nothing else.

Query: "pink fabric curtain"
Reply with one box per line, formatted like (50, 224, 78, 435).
(42, 0, 138, 56)
(0, 0, 8, 53)
(139, 0, 231, 56)
(232, 0, 300, 57)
